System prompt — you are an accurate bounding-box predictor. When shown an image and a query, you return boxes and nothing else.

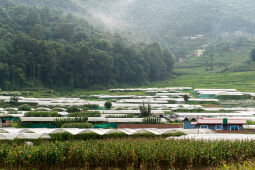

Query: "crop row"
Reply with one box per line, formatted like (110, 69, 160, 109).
(1, 139, 255, 168)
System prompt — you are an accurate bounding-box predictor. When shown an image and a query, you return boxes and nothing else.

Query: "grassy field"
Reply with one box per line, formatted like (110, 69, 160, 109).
(15, 70, 255, 98)
(150, 71, 255, 92)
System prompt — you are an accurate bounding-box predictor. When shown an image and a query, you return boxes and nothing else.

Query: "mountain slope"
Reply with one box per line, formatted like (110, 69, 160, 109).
(0, 1, 174, 90)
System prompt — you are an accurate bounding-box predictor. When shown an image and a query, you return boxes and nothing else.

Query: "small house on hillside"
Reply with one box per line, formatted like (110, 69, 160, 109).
(184, 118, 246, 130)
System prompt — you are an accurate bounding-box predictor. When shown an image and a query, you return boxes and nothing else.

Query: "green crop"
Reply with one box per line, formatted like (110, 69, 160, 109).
(1, 139, 255, 168)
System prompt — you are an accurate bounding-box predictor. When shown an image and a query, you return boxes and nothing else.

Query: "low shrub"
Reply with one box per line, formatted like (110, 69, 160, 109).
(50, 132, 73, 141)
(68, 111, 101, 117)
(67, 106, 81, 113)
(24, 111, 59, 117)
(54, 117, 88, 128)
(61, 122, 93, 128)
(246, 120, 255, 125)
(18, 104, 32, 111)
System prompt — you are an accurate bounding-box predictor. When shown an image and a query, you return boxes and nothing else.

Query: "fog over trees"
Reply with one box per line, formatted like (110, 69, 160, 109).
(1, 0, 255, 90)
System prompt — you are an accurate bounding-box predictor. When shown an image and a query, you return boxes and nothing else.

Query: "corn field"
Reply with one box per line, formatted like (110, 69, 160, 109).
(1, 138, 255, 168)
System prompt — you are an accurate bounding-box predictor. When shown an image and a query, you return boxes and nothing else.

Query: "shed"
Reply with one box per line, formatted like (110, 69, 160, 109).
(183, 117, 198, 129)
(0, 114, 13, 127)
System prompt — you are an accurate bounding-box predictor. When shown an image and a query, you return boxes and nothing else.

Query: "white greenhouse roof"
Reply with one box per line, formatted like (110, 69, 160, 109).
(175, 112, 253, 117)
(20, 117, 77, 122)
(0, 133, 50, 140)
(194, 89, 237, 92)
(156, 93, 189, 96)
(92, 110, 165, 114)
(172, 134, 255, 141)
(118, 99, 168, 104)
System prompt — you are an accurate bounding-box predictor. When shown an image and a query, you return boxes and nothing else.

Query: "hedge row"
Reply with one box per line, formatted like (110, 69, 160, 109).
(61, 123, 93, 128)
(49, 132, 185, 141)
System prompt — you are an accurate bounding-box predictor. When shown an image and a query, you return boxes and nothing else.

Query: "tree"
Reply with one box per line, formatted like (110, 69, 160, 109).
(9, 95, 19, 106)
(67, 106, 80, 113)
(139, 102, 151, 117)
(0, 4, 175, 90)
(104, 101, 112, 109)
(183, 94, 190, 103)
(251, 48, 255, 61)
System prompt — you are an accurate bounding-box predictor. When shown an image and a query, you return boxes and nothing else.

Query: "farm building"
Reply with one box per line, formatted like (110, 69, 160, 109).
(0, 115, 13, 127)
(184, 118, 246, 130)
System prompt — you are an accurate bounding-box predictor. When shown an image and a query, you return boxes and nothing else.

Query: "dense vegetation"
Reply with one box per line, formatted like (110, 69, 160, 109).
(0, 1, 174, 90)
(67, 0, 255, 58)
(61, 122, 92, 128)
(24, 111, 59, 117)
(1, 138, 255, 168)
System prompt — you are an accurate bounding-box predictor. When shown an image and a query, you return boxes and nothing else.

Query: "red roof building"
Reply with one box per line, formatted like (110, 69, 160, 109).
(186, 118, 246, 130)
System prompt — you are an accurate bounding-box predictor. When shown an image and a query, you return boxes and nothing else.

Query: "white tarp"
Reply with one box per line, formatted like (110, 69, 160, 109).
(171, 134, 255, 141)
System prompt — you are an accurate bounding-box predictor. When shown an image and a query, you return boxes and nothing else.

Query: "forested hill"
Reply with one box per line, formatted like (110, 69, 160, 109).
(0, 2, 174, 90)
(11, 0, 255, 60)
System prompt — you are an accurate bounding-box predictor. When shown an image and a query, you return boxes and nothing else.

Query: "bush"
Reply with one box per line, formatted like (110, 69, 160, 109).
(49, 132, 73, 141)
(67, 106, 81, 113)
(68, 111, 101, 117)
(61, 122, 93, 128)
(18, 104, 31, 111)
(246, 120, 255, 125)
(104, 101, 112, 109)
(24, 111, 59, 117)
(9, 96, 19, 106)
(183, 94, 190, 102)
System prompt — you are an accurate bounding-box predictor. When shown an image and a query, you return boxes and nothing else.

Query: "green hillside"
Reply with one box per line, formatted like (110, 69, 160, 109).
(0, 1, 174, 90)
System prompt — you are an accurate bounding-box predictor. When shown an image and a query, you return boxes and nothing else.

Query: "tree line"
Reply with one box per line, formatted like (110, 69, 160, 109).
(0, 3, 174, 90)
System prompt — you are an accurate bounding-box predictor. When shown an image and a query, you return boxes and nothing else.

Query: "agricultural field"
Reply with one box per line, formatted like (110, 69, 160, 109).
(1, 87, 255, 168)
(152, 71, 255, 92)
(0, 139, 255, 169)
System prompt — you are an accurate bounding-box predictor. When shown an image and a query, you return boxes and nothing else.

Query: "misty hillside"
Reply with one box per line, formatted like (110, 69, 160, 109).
(11, 0, 255, 58)
(0, 1, 174, 90)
